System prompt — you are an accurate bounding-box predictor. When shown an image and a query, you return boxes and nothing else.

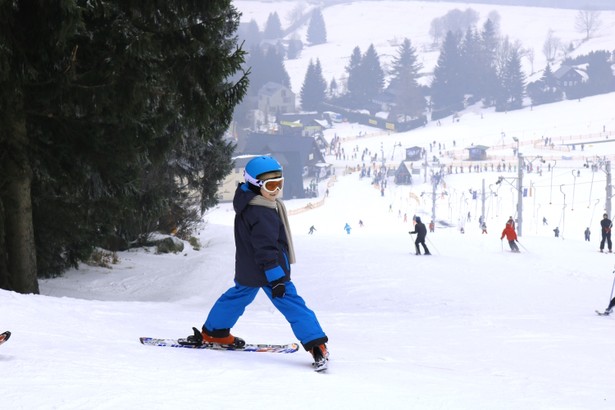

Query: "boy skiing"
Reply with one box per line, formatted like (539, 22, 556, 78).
(187, 156, 328, 370)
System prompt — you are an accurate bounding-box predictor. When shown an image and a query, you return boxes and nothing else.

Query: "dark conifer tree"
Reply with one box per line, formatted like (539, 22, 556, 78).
(1, 0, 248, 290)
(479, 19, 500, 107)
(527, 63, 562, 106)
(287, 39, 301, 59)
(586, 51, 614, 95)
(430, 31, 464, 113)
(359, 44, 385, 107)
(245, 45, 291, 95)
(496, 48, 526, 111)
(459, 27, 482, 100)
(240, 19, 262, 50)
(307, 8, 327, 45)
(300, 59, 327, 111)
(388, 38, 426, 119)
(263, 12, 283, 40)
(329, 77, 339, 98)
(345, 46, 363, 108)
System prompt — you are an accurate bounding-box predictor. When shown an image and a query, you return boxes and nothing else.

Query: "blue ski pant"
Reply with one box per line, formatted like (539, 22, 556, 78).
(204, 281, 327, 350)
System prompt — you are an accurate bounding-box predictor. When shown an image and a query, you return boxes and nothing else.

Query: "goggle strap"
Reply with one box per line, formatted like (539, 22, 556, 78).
(244, 170, 263, 187)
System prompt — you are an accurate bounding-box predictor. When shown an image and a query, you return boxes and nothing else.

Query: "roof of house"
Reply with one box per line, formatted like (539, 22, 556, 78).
(465, 145, 490, 151)
(553, 65, 585, 80)
(238, 133, 324, 167)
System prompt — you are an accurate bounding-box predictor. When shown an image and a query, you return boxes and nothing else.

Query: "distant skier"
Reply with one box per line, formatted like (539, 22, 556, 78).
(344, 223, 351, 234)
(543, 217, 548, 225)
(501, 220, 520, 253)
(600, 213, 612, 253)
(553, 227, 560, 237)
(429, 220, 435, 232)
(584, 227, 591, 242)
(481, 222, 487, 234)
(409, 216, 431, 255)
(308, 225, 316, 235)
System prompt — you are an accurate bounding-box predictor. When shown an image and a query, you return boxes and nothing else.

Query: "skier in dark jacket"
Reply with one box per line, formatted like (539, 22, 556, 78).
(409, 216, 431, 255)
(600, 213, 612, 252)
(191, 156, 328, 367)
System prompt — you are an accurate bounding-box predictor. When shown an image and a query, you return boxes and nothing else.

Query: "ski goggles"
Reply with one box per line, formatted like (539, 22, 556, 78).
(244, 171, 284, 193)
(261, 177, 284, 193)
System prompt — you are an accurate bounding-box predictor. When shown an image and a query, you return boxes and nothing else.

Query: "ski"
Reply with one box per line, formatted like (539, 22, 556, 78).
(0, 331, 11, 345)
(595, 310, 611, 316)
(140, 337, 299, 353)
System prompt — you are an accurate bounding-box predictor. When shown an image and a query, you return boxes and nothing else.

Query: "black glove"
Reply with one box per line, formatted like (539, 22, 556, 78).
(271, 279, 286, 298)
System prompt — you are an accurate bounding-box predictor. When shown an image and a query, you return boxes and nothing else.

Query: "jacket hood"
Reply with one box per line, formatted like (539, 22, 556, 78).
(233, 183, 257, 214)
(415, 216, 422, 223)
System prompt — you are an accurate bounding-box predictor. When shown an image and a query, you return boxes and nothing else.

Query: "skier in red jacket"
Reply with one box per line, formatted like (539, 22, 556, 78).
(500, 220, 520, 253)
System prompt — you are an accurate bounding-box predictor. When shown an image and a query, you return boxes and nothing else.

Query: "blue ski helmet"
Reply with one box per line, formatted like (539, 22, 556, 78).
(245, 156, 282, 181)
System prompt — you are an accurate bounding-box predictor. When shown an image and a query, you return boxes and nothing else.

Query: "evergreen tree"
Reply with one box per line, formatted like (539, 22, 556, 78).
(263, 12, 283, 40)
(586, 50, 614, 95)
(430, 31, 465, 113)
(286, 38, 301, 60)
(479, 19, 500, 106)
(345, 46, 363, 108)
(329, 77, 339, 98)
(300, 59, 327, 111)
(358, 44, 385, 107)
(0, 0, 248, 292)
(0, 1, 82, 292)
(240, 19, 261, 50)
(527, 63, 562, 106)
(388, 38, 425, 119)
(245, 44, 291, 96)
(496, 48, 526, 111)
(307, 8, 327, 45)
(459, 27, 483, 99)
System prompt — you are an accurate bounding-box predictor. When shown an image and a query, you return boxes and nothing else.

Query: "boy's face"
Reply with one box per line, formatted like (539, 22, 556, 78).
(258, 171, 283, 201)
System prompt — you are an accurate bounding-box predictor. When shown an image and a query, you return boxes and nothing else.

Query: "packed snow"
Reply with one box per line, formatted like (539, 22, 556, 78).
(3, 1, 615, 409)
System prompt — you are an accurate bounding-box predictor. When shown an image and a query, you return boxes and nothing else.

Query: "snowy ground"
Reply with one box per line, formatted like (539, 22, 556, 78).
(3, 89, 615, 408)
(3, 1, 615, 409)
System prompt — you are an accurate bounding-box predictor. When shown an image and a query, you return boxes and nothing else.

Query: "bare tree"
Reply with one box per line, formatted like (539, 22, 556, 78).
(520, 47, 535, 75)
(542, 29, 561, 62)
(287, 3, 306, 27)
(575, 9, 602, 41)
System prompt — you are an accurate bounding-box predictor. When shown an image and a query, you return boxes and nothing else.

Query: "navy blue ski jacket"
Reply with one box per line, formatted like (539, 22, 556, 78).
(232, 183, 291, 287)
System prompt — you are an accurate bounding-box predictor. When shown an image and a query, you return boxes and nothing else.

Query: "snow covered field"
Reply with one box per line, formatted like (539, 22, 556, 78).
(3, 1, 615, 409)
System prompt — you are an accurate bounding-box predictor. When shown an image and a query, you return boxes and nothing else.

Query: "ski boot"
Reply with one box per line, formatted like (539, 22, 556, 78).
(311, 344, 329, 372)
(180, 327, 245, 347)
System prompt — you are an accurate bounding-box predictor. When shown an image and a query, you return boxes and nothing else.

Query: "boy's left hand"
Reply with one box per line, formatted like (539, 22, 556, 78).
(271, 280, 286, 298)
